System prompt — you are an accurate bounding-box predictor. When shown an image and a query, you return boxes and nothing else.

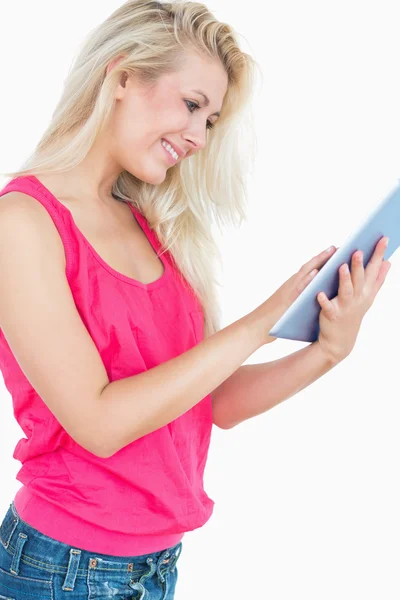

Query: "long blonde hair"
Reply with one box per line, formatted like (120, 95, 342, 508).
(2, 0, 259, 337)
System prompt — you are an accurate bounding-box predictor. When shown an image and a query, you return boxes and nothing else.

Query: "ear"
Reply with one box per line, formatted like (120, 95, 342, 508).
(107, 55, 128, 98)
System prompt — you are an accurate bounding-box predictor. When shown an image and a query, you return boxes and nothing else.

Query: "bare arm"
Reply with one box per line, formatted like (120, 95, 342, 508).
(98, 313, 265, 455)
(0, 192, 269, 459)
(211, 341, 338, 429)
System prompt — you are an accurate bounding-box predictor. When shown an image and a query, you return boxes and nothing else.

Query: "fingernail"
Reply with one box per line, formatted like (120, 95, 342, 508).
(325, 245, 335, 253)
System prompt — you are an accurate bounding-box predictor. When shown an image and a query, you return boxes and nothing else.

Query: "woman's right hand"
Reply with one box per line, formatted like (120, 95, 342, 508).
(251, 245, 338, 345)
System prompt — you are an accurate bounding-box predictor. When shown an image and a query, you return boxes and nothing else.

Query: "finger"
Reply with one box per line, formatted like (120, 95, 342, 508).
(317, 291, 336, 319)
(351, 250, 364, 295)
(365, 236, 389, 283)
(371, 260, 392, 298)
(299, 245, 337, 277)
(338, 263, 354, 303)
(296, 267, 318, 297)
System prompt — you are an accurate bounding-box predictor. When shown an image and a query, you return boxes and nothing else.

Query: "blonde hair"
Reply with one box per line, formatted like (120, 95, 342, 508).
(2, 0, 259, 337)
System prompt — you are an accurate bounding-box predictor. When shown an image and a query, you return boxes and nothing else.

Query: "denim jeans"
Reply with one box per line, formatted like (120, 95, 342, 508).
(0, 501, 182, 599)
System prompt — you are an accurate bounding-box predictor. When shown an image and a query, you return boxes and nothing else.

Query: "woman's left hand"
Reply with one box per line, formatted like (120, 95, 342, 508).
(316, 236, 391, 365)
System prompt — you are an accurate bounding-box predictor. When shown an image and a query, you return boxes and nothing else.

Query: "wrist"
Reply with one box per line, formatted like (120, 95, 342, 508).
(314, 339, 344, 368)
(242, 305, 277, 348)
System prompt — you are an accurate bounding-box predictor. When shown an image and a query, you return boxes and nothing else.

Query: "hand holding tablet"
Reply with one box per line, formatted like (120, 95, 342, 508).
(266, 180, 400, 343)
(315, 235, 390, 363)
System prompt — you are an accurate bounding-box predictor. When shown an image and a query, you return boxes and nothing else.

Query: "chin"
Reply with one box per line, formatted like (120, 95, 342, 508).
(128, 166, 167, 186)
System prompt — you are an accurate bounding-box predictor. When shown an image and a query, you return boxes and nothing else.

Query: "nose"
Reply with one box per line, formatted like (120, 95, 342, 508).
(183, 125, 207, 154)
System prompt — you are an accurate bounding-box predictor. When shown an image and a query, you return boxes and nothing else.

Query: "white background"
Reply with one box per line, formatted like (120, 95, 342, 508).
(1, 1, 400, 598)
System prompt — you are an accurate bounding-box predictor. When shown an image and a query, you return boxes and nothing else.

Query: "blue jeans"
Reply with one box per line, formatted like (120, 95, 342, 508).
(0, 501, 182, 599)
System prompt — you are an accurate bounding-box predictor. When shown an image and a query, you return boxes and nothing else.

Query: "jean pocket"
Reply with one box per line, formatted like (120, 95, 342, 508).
(0, 541, 53, 600)
(0, 564, 53, 600)
(189, 310, 204, 344)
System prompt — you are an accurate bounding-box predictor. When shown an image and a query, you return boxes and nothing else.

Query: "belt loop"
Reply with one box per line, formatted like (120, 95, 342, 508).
(141, 556, 157, 583)
(157, 548, 173, 584)
(169, 542, 182, 572)
(1, 503, 19, 550)
(62, 548, 82, 591)
(10, 532, 28, 575)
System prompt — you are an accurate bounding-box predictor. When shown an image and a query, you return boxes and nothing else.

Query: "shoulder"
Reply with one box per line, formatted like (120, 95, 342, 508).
(0, 189, 66, 268)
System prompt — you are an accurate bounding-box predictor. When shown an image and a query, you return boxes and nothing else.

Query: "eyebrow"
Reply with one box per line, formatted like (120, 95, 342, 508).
(191, 89, 221, 117)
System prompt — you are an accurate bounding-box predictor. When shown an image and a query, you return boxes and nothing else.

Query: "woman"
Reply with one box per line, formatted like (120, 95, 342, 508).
(0, 1, 390, 599)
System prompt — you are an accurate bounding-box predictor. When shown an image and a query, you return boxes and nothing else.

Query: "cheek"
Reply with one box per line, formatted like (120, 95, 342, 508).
(151, 97, 189, 132)
(113, 106, 147, 153)
(113, 125, 137, 161)
(110, 95, 189, 161)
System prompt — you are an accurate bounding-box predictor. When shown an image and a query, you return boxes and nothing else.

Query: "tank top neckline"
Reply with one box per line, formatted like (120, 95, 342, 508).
(25, 174, 171, 291)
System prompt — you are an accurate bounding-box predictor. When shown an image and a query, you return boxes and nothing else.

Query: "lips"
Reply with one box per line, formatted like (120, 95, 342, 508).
(161, 138, 184, 158)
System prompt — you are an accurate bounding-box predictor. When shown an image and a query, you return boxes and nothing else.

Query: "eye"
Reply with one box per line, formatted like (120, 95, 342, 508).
(185, 100, 198, 113)
(185, 100, 215, 131)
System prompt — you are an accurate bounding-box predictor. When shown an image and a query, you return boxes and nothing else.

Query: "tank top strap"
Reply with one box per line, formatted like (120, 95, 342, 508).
(127, 203, 169, 262)
(0, 175, 79, 282)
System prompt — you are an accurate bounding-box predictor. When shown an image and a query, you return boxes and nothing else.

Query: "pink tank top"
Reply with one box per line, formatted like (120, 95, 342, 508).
(0, 175, 214, 556)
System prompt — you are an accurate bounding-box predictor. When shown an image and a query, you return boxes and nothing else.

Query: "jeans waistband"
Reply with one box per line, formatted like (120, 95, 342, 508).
(0, 501, 183, 579)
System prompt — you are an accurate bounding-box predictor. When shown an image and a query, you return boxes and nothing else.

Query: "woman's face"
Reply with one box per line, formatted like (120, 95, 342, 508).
(109, 50, 228, 185)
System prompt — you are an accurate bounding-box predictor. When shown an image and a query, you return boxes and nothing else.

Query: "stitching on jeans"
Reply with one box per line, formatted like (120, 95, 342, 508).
(1, 544, 149, 577)
(0, 565, 53, 586)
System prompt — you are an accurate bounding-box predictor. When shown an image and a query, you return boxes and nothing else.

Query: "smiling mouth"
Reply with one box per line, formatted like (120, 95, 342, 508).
(161, 139, 179, 161)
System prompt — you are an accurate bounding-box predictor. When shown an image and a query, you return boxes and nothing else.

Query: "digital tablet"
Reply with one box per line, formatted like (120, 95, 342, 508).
(269, 180, 400, 343)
